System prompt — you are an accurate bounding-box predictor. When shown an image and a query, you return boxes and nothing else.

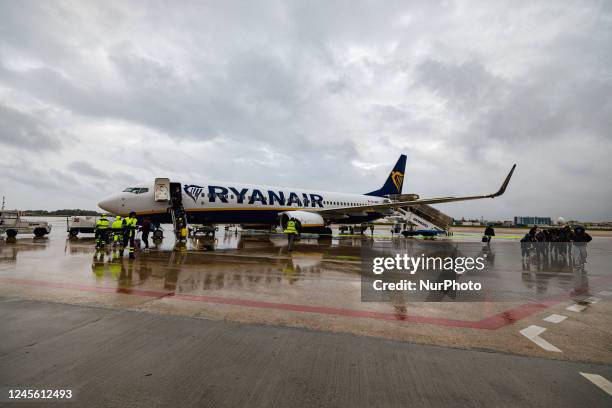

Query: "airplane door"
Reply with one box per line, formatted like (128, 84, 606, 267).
(154, 178, 170, 202)
(169, 182, 182, 202)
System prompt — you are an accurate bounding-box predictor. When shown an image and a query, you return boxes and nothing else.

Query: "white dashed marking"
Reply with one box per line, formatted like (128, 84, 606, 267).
(580, 373, 612, 396)
(543, 314, 567, 324)
(566, 304, 587, 312)
(520, 325, 561, 352)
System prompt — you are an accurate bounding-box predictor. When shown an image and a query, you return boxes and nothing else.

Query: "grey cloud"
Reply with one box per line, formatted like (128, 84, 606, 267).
(0, 103, 62, 150)
(0, 1, 611, 220)
(414, 57, 612, 167)
(67, 161, 139, 187)
(416, 59, 506, 113)
(68, 161, 106, 179)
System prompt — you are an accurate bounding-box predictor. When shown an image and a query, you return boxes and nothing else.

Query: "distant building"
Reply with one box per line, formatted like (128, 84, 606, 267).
(514, 216, 552, 226)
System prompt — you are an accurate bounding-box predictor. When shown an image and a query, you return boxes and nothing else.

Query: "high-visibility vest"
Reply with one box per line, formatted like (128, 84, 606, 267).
(284, 220, 298, 234)
(124, 217, 137, 229)
(96, 218, 109, 229)
(111, 219, 124, 229)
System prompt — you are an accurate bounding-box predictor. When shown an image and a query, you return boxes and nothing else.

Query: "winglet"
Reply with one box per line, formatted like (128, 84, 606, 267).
(489, 164, 516, 198)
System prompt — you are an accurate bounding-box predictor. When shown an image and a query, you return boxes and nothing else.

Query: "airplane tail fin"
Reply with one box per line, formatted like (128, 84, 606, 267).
(365, 154, 407, 197)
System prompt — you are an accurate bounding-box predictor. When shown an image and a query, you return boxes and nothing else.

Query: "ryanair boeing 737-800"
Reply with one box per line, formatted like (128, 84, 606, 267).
(97, 155, 516, 233)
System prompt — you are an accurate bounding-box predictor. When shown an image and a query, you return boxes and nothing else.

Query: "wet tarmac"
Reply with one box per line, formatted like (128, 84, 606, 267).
(2, 298, 611, 408)
(1, 217, 611, 365)
(1, 218, 612, 406)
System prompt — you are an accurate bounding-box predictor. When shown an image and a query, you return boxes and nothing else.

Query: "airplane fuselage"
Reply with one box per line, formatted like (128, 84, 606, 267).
(99, 181, 390, 226)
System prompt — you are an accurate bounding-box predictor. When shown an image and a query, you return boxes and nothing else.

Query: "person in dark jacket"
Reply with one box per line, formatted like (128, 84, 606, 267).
(140, 218, 151, 249)
(572, 226, 592, 263)
(483, 225, 495, 245)
(535, 228, 549, 260)
(520, 227, 537, 259)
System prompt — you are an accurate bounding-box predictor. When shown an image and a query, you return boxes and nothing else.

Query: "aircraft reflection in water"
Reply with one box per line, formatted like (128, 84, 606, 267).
(88, 234, 351, 293)
(4, 230, 598, 307)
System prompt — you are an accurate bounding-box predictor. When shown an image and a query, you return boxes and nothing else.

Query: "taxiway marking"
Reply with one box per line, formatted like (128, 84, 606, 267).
(543, 314, 567, 324)
(520, 325, 561, 352)
(580, 373, 612, 396)
(566, 304, 587, 312)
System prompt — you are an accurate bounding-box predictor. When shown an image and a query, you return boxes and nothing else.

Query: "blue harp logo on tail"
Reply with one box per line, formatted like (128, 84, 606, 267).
(184, 185, 204, 203)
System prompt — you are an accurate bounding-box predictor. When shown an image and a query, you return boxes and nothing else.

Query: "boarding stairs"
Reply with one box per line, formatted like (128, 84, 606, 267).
(394, 203, 453, 234)
(170, 201, 188, 242)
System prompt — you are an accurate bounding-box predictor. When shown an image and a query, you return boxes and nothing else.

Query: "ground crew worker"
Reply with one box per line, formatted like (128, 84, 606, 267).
(111, 215, 124, 247)
(284, 218, 298, 251)
(95, 214, 110, 249)
(123, 211, 138, 259)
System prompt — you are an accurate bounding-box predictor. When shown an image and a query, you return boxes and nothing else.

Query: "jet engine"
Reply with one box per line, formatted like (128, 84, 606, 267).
(279, 211, 331, 234)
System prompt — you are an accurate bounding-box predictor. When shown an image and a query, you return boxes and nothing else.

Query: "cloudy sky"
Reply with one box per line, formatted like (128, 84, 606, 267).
(1, 0, 611, 220)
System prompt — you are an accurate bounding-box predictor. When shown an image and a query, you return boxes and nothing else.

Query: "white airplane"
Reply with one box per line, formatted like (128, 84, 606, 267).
(97, 155, 516, 234)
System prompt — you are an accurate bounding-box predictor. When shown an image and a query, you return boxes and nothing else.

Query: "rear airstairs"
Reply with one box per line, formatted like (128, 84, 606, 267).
(392, 203, 453, 236)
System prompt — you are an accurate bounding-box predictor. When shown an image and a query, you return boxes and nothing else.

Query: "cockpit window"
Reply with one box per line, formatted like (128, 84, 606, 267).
(123, 187, 149, 194)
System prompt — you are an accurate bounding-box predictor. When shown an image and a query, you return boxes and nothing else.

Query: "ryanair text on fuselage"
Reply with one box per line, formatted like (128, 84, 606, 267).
(184, 185, 325, 208)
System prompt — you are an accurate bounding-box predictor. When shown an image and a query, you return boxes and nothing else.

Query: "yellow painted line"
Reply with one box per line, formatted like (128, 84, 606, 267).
(332, 255, 361, 261)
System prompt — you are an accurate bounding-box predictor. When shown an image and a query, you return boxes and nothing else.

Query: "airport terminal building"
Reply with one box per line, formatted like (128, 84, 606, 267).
(514, 216, 552, 226)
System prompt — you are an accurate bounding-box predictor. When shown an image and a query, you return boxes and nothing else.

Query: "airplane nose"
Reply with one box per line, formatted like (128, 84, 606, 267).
(98, 196, 116, 213)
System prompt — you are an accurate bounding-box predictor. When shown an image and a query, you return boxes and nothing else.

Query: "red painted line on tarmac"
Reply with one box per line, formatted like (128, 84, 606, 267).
(0, 277, 559, 330)
(474, 300, 561, 330)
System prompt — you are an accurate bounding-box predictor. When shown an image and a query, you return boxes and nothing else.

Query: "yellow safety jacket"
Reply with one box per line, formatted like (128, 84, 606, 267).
(111, 219, 124, 229)
(124, 217, 137, 229)
(96, 218, 109, 230)
(284, 220, 298, 234)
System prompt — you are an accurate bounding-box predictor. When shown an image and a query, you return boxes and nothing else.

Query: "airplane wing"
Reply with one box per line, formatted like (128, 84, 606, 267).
(312, 164, 516, 214)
